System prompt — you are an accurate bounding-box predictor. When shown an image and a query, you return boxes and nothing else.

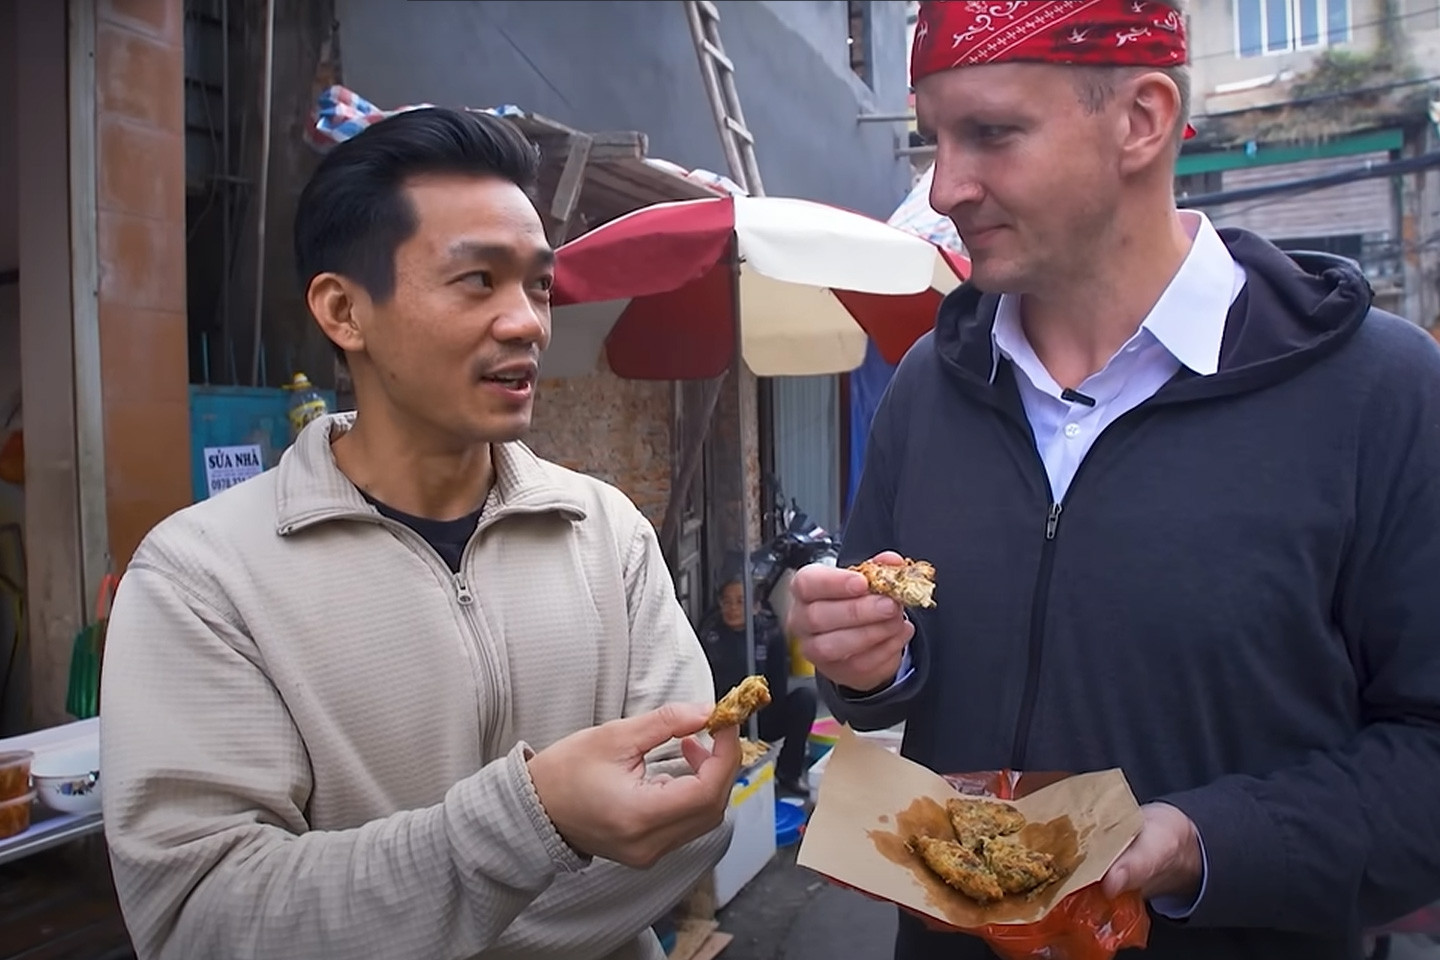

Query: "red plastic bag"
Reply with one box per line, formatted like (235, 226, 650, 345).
(969, 886, 1149, 960)
(1372, 902, 1440, 936)
(925, 769, 1152, 960)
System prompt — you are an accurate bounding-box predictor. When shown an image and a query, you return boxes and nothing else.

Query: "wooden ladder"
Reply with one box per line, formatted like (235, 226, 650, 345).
(683, 0, 765, 197)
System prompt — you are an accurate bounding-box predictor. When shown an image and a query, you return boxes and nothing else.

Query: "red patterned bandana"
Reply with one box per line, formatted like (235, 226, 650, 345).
(914, 1, 1188, 76)
(912, 1, 1193, 136)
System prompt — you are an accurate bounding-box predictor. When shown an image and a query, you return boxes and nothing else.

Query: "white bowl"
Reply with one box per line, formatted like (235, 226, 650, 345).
(31, 744, 101, 815)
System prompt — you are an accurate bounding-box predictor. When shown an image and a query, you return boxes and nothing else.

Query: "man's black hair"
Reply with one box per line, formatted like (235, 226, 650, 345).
(293, 106, 542, 310)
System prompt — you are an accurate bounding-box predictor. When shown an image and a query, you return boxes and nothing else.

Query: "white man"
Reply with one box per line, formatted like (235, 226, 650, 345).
(785, 2, 1440, 958)
(100, 107, 738, 960)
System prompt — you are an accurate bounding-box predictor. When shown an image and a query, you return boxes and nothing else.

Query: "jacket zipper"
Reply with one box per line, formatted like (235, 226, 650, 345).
(1003, 401, 1161, 771)
(334, 515, 506, 760)
(1009, 502, 1060, 770)
(450, 571, 507, 759)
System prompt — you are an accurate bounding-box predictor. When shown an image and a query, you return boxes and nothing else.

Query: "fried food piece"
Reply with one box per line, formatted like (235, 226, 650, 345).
(947, 797, 1026, 848)
(849, 558, 937, 609)
(981, 833, 1061, 896)
(706, 675, 771, 733)
(908, 836, 1006, 904)
(739, 738, 770, 766)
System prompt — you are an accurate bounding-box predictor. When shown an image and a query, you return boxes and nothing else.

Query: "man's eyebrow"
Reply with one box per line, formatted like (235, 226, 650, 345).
(445, 240, 556, 268)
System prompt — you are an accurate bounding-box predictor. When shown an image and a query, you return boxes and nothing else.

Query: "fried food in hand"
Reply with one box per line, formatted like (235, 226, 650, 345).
(947, 797, 1026, 848)
(981, 833, 1061, 896)
(706, 675, 771, 733)
(907, 836, 1005, 904)
(849, 558, 937, 609)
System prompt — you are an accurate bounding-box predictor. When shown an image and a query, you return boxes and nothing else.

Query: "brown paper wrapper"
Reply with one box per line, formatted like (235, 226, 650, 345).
(797, 725, 1145, 930)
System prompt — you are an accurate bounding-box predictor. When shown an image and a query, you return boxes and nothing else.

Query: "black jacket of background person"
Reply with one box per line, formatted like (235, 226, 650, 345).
(829, 228, 1440, 960)
(699, 608, 790, 708)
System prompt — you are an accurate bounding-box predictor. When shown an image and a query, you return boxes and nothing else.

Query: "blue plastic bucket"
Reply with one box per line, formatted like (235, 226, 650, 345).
(775, 799, 807, 847)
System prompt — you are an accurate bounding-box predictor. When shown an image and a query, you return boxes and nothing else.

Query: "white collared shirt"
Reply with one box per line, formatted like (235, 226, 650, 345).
(992, 210, 1247, 502)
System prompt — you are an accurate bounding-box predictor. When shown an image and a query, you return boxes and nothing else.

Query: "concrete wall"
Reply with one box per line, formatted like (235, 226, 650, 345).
(529, 377, 674, 529)
(94, 0, 193, 572)
(1401, 0, 1440, 65)
(333, 0, 911, 217)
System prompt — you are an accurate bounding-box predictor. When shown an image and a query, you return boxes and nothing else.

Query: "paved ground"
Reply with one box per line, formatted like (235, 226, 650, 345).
(715, 842, 1440, 960)
(716, 842, 895, 960)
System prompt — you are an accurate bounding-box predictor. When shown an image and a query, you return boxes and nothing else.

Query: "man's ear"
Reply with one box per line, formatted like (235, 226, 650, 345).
(307, 273, 369, 357)
(1119, 71, 1183, 175)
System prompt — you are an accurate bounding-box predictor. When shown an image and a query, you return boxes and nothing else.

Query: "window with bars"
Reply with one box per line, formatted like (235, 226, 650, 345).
(1235, 0, 1350, 57)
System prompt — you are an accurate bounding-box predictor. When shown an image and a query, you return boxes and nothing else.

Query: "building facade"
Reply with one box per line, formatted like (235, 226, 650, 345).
(1181, 0, 1440, 324)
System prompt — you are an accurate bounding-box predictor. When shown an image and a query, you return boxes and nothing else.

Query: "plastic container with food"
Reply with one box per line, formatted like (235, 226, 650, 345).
(0, 790, 35, 840)
(0, 750, 33, 802)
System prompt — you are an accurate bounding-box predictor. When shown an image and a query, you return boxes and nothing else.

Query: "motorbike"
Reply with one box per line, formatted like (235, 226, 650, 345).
(748, 480, 841, 635)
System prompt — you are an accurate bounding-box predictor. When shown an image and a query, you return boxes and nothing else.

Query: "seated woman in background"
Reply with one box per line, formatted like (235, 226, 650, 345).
(698, 576, 818, 797)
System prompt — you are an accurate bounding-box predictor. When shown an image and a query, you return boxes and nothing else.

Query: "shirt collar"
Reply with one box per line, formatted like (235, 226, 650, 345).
(990, 210, 1242, 381)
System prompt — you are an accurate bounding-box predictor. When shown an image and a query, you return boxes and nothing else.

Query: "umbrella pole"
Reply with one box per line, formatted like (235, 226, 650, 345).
(731, 239, 760, 745)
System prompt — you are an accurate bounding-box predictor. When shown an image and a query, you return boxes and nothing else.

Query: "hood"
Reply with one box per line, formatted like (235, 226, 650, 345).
(931, 227, 1374, 401)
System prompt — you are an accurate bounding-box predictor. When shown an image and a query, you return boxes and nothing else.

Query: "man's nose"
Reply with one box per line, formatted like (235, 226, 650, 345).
(929, 152, 984, 215)
(492, 290, 549, 346)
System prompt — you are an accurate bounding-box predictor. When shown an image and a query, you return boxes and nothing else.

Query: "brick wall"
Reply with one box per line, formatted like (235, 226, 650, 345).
(94, 0, 191, 570)
(525, 364, 673, 530)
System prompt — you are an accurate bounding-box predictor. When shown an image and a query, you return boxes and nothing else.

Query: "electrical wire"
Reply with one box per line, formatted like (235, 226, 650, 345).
(1193, 72, 1440, 121)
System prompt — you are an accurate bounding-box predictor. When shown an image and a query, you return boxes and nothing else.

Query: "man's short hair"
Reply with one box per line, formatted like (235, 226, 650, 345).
(1070, 0, 1191, 144)
(293, 107, 541, 308)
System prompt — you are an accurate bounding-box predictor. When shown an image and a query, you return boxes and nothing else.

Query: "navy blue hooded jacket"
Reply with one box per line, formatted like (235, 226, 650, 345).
(826, 229, 1440, 960)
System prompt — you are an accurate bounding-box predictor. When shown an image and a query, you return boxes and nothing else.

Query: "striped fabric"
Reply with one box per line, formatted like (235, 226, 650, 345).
(99, 414, 731, 960)
(307, 84, 526, 153)
(888, 162, 965, 254)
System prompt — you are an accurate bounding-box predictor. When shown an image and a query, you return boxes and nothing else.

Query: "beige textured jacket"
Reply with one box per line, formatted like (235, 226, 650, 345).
(100, 414, 731, 960)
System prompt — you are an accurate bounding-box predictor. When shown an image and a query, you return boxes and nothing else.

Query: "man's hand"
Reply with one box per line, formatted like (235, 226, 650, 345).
(786, 551, 915, 693)
(1101, 802, 1204, 902)
(526, 703, 740, 869)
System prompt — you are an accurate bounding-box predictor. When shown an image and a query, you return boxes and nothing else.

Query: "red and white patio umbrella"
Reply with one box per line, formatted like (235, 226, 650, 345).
(546, 194, 969, 380)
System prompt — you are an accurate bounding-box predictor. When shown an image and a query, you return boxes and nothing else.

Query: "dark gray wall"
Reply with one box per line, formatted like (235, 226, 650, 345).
(332, 0, 912, 219)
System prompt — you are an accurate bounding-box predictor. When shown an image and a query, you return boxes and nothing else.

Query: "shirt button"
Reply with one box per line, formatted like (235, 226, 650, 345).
(1064, 423, 1081, 439)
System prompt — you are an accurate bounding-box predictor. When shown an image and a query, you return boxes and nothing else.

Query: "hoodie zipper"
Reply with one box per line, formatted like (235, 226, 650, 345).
(1009, 502, 1060, 770)
(1004, 403, 1160, 772)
